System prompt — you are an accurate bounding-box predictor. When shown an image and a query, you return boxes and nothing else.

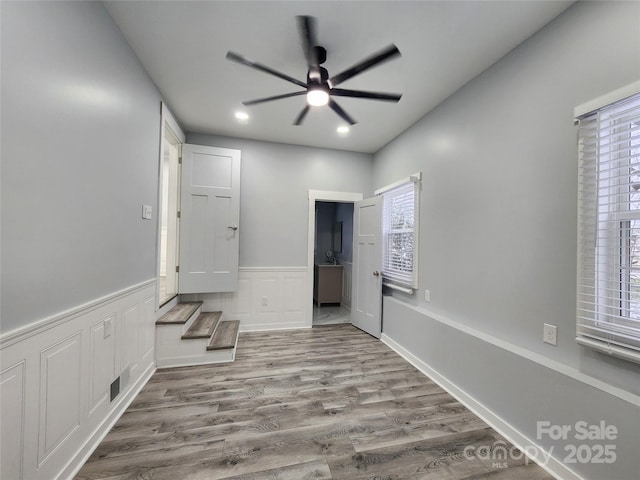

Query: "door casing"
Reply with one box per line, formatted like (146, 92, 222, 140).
(156, 103, 185, 307)
(306, 190, 363, 327)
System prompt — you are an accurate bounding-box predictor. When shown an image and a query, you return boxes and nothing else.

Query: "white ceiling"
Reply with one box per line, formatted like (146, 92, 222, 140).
(105, 1, 573, 153)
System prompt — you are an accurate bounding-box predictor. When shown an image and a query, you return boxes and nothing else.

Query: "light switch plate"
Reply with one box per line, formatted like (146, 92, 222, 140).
(142, 204, 152, 220)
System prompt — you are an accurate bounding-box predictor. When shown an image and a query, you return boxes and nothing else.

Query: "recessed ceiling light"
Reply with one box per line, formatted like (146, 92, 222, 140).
(337, 126, 350, 135)
(235, 111, 249, 121)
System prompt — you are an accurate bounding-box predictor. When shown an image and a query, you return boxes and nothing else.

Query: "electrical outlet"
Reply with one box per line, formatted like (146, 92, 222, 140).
(543, 323, 558, 346)
(261, 296, 268, 307)
(424, 289, 431, 302)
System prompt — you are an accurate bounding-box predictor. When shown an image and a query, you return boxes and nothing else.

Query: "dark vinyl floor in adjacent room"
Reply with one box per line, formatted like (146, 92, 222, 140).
(75, 325, 554, 480)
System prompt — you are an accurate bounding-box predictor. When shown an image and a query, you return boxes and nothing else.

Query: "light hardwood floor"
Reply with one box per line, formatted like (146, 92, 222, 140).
(75, 325, 554, 480)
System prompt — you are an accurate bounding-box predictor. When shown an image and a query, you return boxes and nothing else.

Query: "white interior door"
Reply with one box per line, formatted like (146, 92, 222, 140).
(178, 144, 241, 293)
(352, 196, 382, 338)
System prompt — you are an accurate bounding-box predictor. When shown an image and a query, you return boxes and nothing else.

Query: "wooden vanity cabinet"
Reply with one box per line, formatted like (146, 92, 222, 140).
(313, 264, 343, 306)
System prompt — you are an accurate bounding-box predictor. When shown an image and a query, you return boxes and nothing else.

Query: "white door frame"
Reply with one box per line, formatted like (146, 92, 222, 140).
(306, 190, 363, 327)
(156, 103, 185, 309)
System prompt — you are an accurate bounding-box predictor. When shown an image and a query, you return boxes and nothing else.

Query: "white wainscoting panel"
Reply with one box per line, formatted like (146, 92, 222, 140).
(38, 332, 82, 466)
(141, 296, 155, 364)
(0, 280, 156, 480)
(122, 304, 140, 382)
(182, 267, 309, 331)
(283, 272, 306, 324)
(1, 361, 25, 480)
(89, 316, 115, 416)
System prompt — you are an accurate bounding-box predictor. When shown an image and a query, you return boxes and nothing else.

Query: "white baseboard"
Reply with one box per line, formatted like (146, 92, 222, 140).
(381, 334, 583, 480)
(239, 321, 310, 332)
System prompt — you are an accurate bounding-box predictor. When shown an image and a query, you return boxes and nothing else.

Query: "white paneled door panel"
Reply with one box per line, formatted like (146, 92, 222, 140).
(352, 197, 382, 338)
(179, 144, 241, 294)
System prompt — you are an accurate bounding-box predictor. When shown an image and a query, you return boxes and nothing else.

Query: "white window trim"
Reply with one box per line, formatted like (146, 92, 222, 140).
(575, 86, 640, 364)
(575, 80, 640, 119)
(374, 172, 422, 195)
(377, 173, 421, 290)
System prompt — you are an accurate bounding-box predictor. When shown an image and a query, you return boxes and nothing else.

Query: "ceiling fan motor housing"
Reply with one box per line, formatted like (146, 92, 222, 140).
(313, 45, 327, 65)
(307, 65, 329, 85)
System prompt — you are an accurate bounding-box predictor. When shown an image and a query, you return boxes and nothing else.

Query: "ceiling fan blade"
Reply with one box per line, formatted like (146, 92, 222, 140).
(328, 99, 357, 125)
(330, 88, 402, 102)
(296, 15, 319, 67)
(226, 51, 307, 88)
(293, 105, 311, 125)
(243, 91, 307, 106)
(329, 44, 401, 88)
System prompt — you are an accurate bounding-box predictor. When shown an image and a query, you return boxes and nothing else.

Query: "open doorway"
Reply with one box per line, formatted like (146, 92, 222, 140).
(157, 104, 185, 307)
(306, 190, 363, 327)
(312, 201, 355, 326)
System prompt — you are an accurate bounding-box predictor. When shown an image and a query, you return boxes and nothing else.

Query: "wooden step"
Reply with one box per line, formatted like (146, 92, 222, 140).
(182, 311, 221, 339)
(207, 320, 240, 350)
(156, 301, 202, 325)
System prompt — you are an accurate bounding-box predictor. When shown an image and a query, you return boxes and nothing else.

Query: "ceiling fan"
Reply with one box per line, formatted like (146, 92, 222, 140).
(226, 15, 402, 126)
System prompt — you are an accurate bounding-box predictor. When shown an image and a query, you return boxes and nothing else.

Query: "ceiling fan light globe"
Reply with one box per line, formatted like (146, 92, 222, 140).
(307, 89, 329, 107)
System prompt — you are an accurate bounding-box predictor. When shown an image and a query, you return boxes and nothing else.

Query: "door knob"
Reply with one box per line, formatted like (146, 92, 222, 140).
(373, 271, 380, 276)
(227, 225, 238, 230)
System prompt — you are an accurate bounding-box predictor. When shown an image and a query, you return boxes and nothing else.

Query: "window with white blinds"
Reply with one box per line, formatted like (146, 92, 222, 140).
(576, 89, 640, 364)
(381, 178, 419, 288)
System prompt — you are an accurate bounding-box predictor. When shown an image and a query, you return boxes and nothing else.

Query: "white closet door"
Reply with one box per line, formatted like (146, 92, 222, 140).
(179, 144, 241, 293)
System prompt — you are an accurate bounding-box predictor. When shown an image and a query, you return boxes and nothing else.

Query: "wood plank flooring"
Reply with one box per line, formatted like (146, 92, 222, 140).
(75, 325, 554, 480)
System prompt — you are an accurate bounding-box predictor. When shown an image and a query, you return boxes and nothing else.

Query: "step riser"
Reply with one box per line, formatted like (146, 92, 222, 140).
(158, 327, 209, 357)
(180, 305, 203, 336)
(156, 349, 235, 369)
(155, 302, 239, 368)
(156, 327, 235, 367)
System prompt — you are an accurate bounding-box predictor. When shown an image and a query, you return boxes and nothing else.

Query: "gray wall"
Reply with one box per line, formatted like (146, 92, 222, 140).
(376, 2, 640, 478)
(186, 134, 372, 267)
(1, 1, 162, 333)
(315, 202, 337, 263)
(335, 202, 354, 264)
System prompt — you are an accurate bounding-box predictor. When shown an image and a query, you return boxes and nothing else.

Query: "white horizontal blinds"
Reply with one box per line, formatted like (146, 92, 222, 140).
(577, 92, 640, 363)
(382, 181, 416, 287)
